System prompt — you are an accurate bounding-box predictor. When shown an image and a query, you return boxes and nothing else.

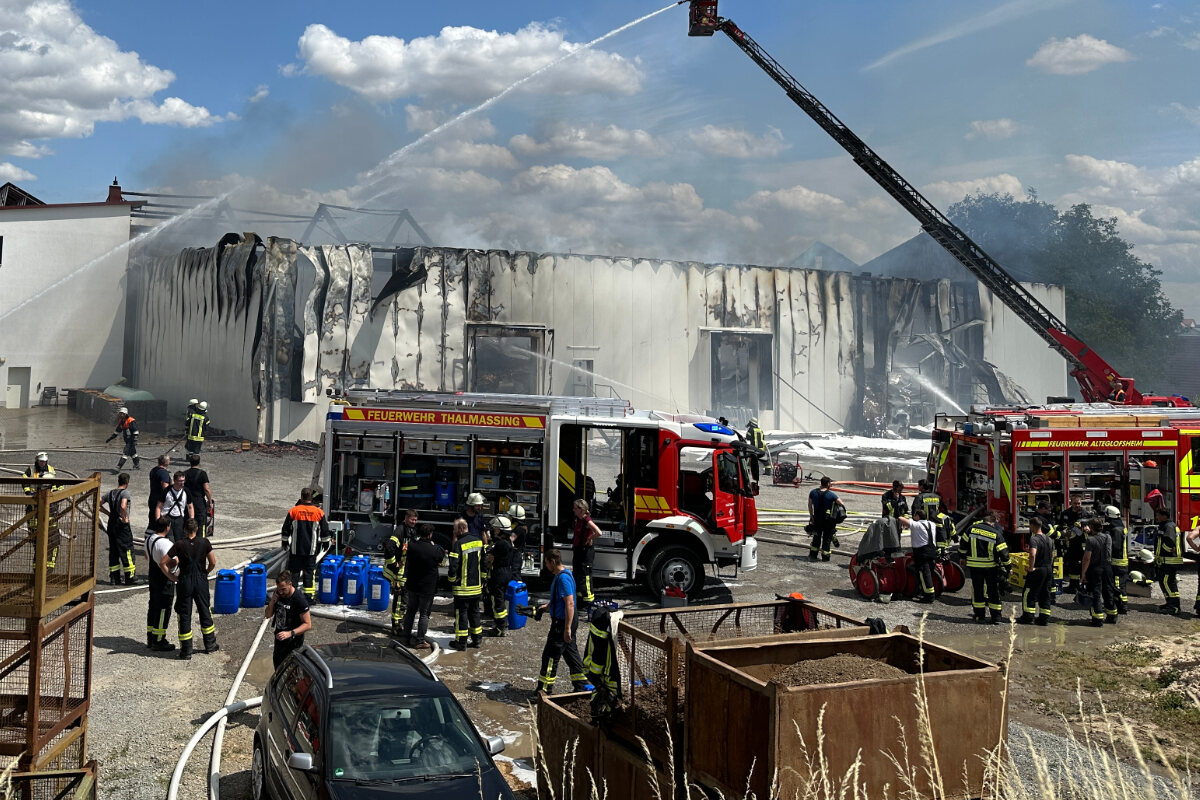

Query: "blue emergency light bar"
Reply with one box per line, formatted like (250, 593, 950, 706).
(693, 422, 733, 436)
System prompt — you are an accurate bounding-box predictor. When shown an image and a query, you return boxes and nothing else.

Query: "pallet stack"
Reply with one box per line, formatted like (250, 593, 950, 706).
(0, 474, 100, 799)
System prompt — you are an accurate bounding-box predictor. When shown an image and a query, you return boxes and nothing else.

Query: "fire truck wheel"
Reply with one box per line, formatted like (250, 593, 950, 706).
(855, 567, 880, 600)
(647, 545, 705, 600)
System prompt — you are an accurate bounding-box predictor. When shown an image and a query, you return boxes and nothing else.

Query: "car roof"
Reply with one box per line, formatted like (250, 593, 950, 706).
(301, 640, 445, 698)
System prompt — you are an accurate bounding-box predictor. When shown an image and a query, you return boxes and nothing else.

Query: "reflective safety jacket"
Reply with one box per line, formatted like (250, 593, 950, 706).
(1035, 514, 1059, 541)
(584, 609, 622, 721)
(881, 490, 909, 519)
(282, 502, 331, 557)
(1155, 521, 1184, 566)
(1108, 522, 1129, 567)
(915, 491, 942, 521)
(960, 521, 1010, 570)
(382, 532, 406, 583)
(186, 412, 208, 443)
(935, 513, 956, 547)
(116, 415, 138, 444)
(22, 463, 60, 495)
(747, 424, 765, 455)
(448, 532, 484, 597)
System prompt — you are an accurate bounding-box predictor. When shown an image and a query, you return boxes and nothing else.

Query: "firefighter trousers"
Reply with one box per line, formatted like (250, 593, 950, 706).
(1021, 566, 1052, 620)
(288, 554, 317, 599)
(573, 546, 595, 604)
(489, 572, 511, 628)
(453, 595, 482, 643)
(146, 580, 174, 645)
(538, 618, 587, 693)
(1112, 565, 1128, 612)
(175, 578, 216, 647)
(969, 567, 1002, 620)
(1086, 565, 1116, 622)
(809, 520, 836, 559)
(107, 522, 135, 581)
(1158, 564, 1180, 609)
(912, 544, 937, 597)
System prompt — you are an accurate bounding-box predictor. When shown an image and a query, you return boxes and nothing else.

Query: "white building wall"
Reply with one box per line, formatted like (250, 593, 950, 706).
(0, 204, 132, 406)
(978, 283, 1069, 403)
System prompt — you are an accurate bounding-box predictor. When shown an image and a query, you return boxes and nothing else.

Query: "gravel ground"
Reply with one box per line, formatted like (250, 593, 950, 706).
(3, 407, 1198, 798)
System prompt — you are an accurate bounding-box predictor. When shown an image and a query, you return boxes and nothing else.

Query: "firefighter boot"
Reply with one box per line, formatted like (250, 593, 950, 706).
(132, 456, 141, 470)
(488, 625, 506, 638)
(450, 639, 466, 651)
(116, 456, 127, 470)
(178, 640, 194, 660)
(990, 610, 1002, 626)
(151, 637, 176, 652)
(1016, 613, 1034, 625)
(1035, 615, 1050, 627)
(468, 636, 482, 649)
(147, 633, 156, 649)
(203, 632, 220, 653)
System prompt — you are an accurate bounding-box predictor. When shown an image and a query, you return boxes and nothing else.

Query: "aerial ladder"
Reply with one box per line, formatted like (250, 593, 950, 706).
(687, 1, 1185, 407)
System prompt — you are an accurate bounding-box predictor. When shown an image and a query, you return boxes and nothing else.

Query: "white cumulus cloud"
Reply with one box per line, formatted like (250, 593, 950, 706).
(687, 125, 787, 159)
(0, 0, 232, 160)
(0, 162, 37, 182)
(249, 84, 269, 103)
(1026, 34, 1132, 75)
(294, 22, 643, 103)
(965, 119, 1019, 140)
(922, 174, 1025, 207)
(509, 122, 668, 161)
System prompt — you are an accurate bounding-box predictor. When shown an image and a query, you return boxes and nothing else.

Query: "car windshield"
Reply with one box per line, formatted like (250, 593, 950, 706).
(327, 695, 491, 781)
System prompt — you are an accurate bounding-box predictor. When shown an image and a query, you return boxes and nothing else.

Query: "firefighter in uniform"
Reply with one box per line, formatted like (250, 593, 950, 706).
(282, 488, 330, 600)
(448, 518, 484, 650)
(144, 516, 176, 651)
(382, 510, 415, 633)
(881, 480, 909, 519)
(1080, 519, 1116, 626)
(583, 608, 621, 722)
(486, 516, 515, 636)
(914, 480, 942, 522)
(457, 493, 488, 541)
(23, 452, 62, 569)
(1154, 506, 1184, 615)
(185, 401, 209, 455)
(960, 512, 1010, 624)
(1104, 505, 1129, 614)
(106, 407, 141, 470)
(571, 499, 599, 611)
(168, 519, 219, 659)
(100, 472, 136, 584)
(745, 417, 766, 483)
(1018, 518, 1053, 625)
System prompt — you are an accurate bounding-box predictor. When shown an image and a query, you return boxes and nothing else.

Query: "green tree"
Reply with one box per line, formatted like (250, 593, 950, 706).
(948, 191, 1182, 395)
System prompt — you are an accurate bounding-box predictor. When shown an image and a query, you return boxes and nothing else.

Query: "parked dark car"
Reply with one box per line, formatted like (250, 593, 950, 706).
(252, 640, 514, 799)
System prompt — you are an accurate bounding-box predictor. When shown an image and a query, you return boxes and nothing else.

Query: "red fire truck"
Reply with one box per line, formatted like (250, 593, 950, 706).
(319, 391, 759, 598)
(930, 405, 1200, 543)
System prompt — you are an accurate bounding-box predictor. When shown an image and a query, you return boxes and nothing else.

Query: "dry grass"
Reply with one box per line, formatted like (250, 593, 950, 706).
(530, 613, 1199, 800)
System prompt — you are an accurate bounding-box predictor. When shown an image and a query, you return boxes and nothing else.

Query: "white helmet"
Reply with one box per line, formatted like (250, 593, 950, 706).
(511, 504, 526, 521)
(118, 406, 129, 415)
(198, 401, 208, 412)
(466, 492, 485, 506)
(490, 515, 512, 531)
(1104, 505, 1121, 519)
(188, 398, 199, 406)
(35, 452, 48, 462)
(748, 417, 759, 427)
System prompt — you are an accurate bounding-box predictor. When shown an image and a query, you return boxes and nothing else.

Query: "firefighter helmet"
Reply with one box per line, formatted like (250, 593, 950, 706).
(490, 515, 512, 531)
(118, 406, 129, 415)
(198, 401, 208, 412)
(466, 492, 485, 506)
(748, 417, 759, 427)
(1104, 505, 1121, 519)
(1129, 570, 1150, 585)
(511, 504, 526, 521)
(188, 398, 199, 406)
(35, 452, 48, 462)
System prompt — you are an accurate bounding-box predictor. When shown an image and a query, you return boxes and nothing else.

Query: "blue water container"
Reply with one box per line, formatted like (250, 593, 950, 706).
(214, 570, 241, 614)
(241, 563, 267, 608)
(367, 565, 390, 612)
(318, 558, 342, 605)
(506, 580, 529, 630)
(342, 559, 367, 606)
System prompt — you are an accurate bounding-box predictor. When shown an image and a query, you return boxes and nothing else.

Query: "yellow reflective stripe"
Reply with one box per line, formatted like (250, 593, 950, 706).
(558, 459, 576, 492)
(998, 462, 1012, 502)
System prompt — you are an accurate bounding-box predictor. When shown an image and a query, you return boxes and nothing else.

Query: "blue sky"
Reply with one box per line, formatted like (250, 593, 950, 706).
(4, 0, 1199, 315)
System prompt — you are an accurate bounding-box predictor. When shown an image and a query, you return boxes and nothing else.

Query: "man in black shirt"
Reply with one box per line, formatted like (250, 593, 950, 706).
(401, 524, 445, 651)
(1018, 518, 1054, 626)
(881, 480, 909, 519)
(487, 518, 516, 636)
(183, 455, 214, 538)
(265, 570, 312, 669)
(1080, 519, 1116, 628)
(148, 455, 171, 527)
(168, 519, 219, 659)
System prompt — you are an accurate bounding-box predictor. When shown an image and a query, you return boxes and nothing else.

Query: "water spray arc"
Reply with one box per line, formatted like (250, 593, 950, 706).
(903, 368, 966, 415)
(355, 1, 685, 207)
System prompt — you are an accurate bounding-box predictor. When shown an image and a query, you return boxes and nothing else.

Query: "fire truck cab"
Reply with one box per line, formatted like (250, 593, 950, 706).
(930, 404, 1200, 548)
(319, 391, 759, 598)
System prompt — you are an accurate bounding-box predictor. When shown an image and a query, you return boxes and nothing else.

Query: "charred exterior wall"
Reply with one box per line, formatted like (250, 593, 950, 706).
(125, 237, 1067, 442)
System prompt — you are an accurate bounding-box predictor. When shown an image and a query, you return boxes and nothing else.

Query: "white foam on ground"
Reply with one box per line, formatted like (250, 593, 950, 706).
(496, 754, 538, 788)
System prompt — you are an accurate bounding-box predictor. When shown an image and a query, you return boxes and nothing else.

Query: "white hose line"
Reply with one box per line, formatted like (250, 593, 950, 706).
(208, 617, 271, 800)
(96, 549, 286, 596)
(210, 531, 281, 548)
(166, 697, 262, 800)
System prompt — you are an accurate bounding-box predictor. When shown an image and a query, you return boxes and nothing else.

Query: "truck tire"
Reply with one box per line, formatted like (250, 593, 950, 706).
(646, 545, 705, 600)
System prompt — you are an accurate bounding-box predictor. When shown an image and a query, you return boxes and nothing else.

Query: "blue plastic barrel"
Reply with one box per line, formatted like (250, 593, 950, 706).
(342, 559, 367, 606)
(241, 563, 267, 608)
(367, 565, 390, 612)
(214, 569, 241, 614)
(318, 558, 342, 605)
(506, 580, 529, 630)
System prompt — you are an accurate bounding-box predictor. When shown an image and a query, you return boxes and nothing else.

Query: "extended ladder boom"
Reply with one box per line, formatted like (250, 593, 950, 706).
(701, 10, 1136, 404)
